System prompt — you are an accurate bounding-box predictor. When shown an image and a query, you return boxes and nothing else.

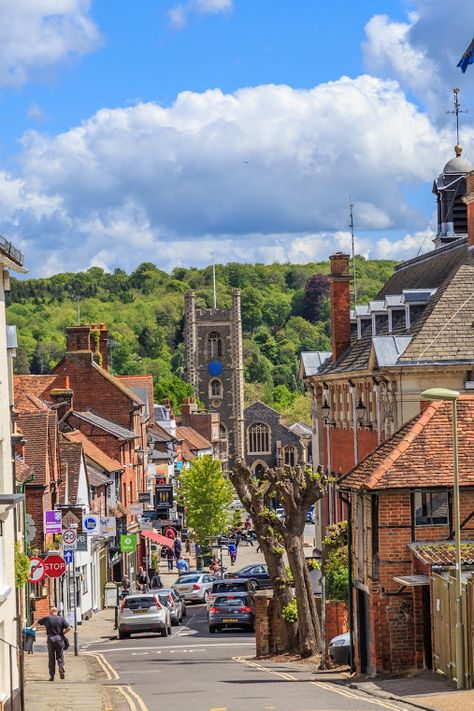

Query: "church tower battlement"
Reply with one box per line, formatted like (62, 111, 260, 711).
(184, 290, 245, 460)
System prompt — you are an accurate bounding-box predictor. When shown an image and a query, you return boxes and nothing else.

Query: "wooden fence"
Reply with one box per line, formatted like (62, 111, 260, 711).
(432, 573, 474, 688)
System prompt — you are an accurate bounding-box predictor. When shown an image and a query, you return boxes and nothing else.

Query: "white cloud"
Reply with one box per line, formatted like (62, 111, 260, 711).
(363, 1, 474, 115)
(0, 0, 100, 86)
(169, 0, 232, 28)
(1, 75, 465, 275)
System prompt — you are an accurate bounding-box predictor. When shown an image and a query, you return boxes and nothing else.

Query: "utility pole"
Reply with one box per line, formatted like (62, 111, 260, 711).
(349, 195, 357, 306)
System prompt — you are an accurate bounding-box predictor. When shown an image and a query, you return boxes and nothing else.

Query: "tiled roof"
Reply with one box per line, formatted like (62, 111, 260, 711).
(59, 441, 83, 504)
(118, 375, 154, 417)
(14, 375, 56, 412)
(176, 426, 212, 452)
(17, 410, 51, 484)
(340, 396, 474, 491)
(62, 429, 122, 473)
(73, 411, 137, 440)
(409, 542, 474, 567)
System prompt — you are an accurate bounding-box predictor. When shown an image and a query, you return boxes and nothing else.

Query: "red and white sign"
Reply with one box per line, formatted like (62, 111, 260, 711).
(44, 554, 66, 579)
(28, 556, 46, 583)
(63, 528, 77, 546)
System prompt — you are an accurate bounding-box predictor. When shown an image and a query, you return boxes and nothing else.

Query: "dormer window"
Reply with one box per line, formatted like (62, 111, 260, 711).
(389, 308, 406, 333)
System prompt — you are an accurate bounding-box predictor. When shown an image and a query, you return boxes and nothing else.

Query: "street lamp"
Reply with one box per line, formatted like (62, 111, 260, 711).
(421, 387, 463, 689)
(355, 398, 366, 426)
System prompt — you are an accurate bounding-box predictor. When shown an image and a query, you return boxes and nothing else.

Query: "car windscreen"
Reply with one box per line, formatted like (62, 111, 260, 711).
(214, 595, 250, 607)
(176, 575, 199, 584)
(123, 596, 157, 609)
(212, 581, 246, 593)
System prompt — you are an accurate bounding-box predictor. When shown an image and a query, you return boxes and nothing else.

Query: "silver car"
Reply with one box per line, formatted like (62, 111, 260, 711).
(173, 573, 215, 604)
(158, 588, 187, 625)
(118, 593, 172, 639)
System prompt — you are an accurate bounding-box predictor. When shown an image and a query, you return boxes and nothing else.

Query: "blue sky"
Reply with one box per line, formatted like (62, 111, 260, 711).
(1, 0, 474, 276)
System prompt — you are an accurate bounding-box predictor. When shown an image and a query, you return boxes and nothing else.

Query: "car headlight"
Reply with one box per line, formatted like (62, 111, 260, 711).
(331, 639, 346, 646)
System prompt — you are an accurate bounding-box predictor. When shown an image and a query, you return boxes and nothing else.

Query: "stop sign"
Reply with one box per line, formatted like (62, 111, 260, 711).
(44, 554, 66, 578)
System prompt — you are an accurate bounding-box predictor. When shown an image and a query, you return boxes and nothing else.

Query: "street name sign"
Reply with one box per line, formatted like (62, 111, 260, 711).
(28, 556, 45, 583)
(44, 554, 66, 578)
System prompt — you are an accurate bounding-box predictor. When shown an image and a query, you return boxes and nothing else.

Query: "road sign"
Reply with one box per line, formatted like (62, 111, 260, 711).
(45, 510, 62, 535)
(120, 534, 137, 553)
(100, 516, 116, 537)
(76, 532, 88, 552)
(63, 528, 77, 546)
(44, 554, 66, 579)
(83, 514, 99, 534)
(28, 556, 45, 583)
(64, 550, 73, 564)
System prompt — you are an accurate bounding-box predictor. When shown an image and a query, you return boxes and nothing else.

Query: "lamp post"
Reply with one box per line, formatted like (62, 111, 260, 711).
(421, 387, 463, 689)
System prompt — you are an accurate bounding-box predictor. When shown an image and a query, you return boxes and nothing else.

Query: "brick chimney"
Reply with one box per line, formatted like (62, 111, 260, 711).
(99, 323, 109, 370)
(329, 253, 351, 363)
(50, 380, 74, 421)
(463, 171, 474, 251)
(181, 398, 197, 422)
(66, 325, 91, 352)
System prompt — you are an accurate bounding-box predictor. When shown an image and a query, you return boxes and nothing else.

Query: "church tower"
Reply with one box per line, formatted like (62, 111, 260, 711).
(184, 290, 245, 461)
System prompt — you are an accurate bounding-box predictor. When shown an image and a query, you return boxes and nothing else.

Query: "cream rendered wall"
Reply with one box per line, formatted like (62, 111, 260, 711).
(0, 264, 19, 708)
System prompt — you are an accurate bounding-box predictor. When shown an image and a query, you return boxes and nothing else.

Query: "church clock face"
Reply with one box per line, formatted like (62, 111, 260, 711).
(208, 360, 223, 376)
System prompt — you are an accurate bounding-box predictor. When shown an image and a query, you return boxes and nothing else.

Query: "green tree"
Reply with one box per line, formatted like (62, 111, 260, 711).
(178, 456, 233, 545)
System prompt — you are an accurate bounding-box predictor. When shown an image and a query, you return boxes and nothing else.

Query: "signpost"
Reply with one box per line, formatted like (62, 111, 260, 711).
(44, 554, 66, 579)
(120, 534, 137, 553)
(28, 556, 45, 584)
(63, 528, 77, 547)
(82, 514, 99, 534)
(44, 510, 62, 535)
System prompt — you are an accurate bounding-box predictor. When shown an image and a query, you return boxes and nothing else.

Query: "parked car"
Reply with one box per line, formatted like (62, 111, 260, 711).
(118, 593, 171, 639)
(158, 588, 187, 625)
(208, 578, 256, 608)
(208, 593, 255, 633)
(230, 498, 244, 510)
(275, 507, 285, 520)
(231, 563, 272, 589)
(172, 573, 215, 603)
(306, 505, 315, 523)
(328, 632, 350, 665)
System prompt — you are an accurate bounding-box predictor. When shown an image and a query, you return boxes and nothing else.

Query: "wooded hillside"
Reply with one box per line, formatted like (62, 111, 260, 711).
(7, 258, 396, 424)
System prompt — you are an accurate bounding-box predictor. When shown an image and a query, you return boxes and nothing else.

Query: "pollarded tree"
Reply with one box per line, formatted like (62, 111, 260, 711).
(178, 456, 233, 546)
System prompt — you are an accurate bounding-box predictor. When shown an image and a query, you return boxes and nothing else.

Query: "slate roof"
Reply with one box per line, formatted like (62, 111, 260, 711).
(117, 375, 154, 417)
(62, 429, 122, 473)
(340, 396, 474, 491)
(176, 426, 212, 452)
(73, 411, 137, 440)
(409, 542, 474, 567)
(87, 462, 112, 488)
(300, 351, 332, 377)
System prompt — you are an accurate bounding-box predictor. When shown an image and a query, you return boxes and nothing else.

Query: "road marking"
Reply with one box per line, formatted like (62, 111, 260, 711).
(90, 641, 254, 653)
(210, 708, 227, 710)
(85, 651, 119, 680)
(234, 657, 406, 711)
(125, 685, 149, 711)
(110, 685, 138, 711)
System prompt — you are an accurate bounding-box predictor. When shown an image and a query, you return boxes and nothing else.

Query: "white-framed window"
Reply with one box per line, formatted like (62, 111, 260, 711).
(248, 422, 271, 454)
(282, 445, 297, 467)
(208, 331, 222, 358)
(210, 378, 223, 398)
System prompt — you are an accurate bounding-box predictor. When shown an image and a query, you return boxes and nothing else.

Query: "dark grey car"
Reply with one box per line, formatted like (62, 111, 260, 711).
(208, 593, 255, 633)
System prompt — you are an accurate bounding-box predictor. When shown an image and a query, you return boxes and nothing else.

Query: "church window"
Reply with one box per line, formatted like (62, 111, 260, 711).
(248, 422, 271, 454)
(208, 331, 222, 358)
(210, 379, 223, 398)
(219, 423, 228, 440)
(282, 446, 297, 468)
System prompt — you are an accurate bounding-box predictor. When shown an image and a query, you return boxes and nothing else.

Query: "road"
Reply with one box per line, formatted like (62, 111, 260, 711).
(86, 601, 415, 711)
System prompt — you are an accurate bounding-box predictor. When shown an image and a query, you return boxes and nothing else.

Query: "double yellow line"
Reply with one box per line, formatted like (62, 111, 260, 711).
(85, 652, 149, 711)
(233, 656, 406, 711)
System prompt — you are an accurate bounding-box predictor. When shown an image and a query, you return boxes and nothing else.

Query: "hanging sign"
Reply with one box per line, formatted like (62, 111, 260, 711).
(83, 514, 99, 534)
(120, 534, 137, 553)
(100, 517, 116, 537)
(44, 510, 62, 535)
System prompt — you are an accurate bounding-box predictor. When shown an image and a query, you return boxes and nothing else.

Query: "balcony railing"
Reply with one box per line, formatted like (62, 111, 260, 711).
(0, 234, 24, 266)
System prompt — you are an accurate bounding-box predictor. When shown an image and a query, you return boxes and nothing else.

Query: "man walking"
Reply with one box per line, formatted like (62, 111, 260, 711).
(32, 606, 71, 681)
(173, 536, 182, 562)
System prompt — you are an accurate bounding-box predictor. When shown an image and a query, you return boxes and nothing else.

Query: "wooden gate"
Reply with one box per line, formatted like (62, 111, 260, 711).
(432, 572, 473, 688)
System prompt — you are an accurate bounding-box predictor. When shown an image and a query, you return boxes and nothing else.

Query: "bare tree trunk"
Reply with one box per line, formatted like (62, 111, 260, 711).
(286, 531, 318, 657)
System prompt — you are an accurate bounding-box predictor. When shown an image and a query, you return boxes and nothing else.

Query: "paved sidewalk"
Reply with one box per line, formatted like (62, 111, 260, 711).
(350, 672, 474, 711)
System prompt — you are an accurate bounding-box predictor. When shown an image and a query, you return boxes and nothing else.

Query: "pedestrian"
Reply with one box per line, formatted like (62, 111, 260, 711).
(235, 530, 241, 548)
(177, 558, 188, 575)
(136, 566, 149, 591)
(174, 536, 182, 561)
(121, 574, 131, 597)
(166, 545, 174, 571)
(244, 517, 251, 531)
(228, 542, 237, 565)
(32, 606, 71, 681)
(149, 570, 163, 589)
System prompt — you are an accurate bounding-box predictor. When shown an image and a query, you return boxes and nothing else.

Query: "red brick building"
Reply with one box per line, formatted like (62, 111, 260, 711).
(340, 396, 474, 676)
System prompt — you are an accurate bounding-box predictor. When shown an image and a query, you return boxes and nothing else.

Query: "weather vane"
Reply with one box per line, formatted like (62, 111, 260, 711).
(447, 88, 468, 147)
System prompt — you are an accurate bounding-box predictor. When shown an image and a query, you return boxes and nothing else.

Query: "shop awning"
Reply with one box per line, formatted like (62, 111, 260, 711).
(140, 529, 174, 548)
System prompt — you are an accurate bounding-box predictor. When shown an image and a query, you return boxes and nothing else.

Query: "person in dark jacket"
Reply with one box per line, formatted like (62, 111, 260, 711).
(150, 570, 163, 589)
(32, 606, 71, 681)
(173, 537, 182, 561)
(166, 545, 174, 571)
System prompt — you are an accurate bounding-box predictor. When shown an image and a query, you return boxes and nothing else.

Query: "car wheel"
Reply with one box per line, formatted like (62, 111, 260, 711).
(203, 591, 209, 603)
(160, 626, 168, 637)
(168, 625, 172, 635)
(250, 579, 260, 589)
(182, 608, 187, 618)
(171, 618, 178, 626)
(209, 626, 216, 634)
